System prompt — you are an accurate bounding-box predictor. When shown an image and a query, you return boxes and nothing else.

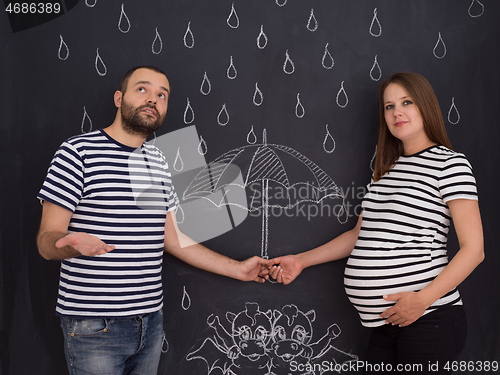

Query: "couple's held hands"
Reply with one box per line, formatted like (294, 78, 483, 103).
(56, 232, 115, 257)
(240, 256, 275, 283)
(239, 255, 304, 284)
(267, 254, 305, 285)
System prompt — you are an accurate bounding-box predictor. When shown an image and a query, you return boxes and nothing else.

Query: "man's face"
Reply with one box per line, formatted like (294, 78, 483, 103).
(117, 68, 170, 137)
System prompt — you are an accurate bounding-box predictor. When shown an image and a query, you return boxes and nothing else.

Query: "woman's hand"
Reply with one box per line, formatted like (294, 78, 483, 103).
(380, 292, 429, 327)
(268, 255, 305, 285)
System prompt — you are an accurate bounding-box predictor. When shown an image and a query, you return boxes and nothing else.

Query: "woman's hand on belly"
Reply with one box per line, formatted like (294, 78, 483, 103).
(380, 291, 430, 327)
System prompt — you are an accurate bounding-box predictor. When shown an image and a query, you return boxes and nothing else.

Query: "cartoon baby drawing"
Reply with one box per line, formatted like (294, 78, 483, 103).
(271, 304, 342, 374)
(203, 302, 274, 374)
(186, 303, 357, 375)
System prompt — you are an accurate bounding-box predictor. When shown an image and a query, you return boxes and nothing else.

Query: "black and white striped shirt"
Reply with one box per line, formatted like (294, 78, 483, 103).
(344, 146, 478, 327)
(38, 130, 178, 318)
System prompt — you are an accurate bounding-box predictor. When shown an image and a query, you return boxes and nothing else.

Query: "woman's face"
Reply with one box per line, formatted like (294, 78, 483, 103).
(383, 83, 430, 152)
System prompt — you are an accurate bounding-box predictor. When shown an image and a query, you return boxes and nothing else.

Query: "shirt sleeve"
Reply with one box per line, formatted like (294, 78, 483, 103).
(157, 148, 179, 213)
(364, 177, 375, 195)
(37, 141, 84, 212)
(439, 154, 478, 203)
(166, 184, 179, 213)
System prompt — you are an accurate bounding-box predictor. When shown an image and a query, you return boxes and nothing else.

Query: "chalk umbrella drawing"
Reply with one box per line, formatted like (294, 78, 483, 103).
(183, 129, 347, 259)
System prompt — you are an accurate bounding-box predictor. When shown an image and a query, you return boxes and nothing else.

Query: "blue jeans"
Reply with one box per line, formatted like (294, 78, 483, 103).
(60, 310, 164, 375)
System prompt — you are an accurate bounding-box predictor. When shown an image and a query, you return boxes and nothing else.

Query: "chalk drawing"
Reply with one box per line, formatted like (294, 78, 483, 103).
(322, 43, 334, 70)
(307, 9, 318, 32)
(152, 27, 162, 55)
(201, 72, 212, 95)
(85, 0, 96, 7)
(261, 178, 270, 258)
(218, 104, 230, 126)
(447, 97, 460, 124)
(174, 147, 184, 172)
(336, 81, 348, 108)
(433, 32, 447, 59)
(183, 129, 347, 259)
(198, 136, 208, 156)
(184, 22, 195, 49)
(276, 0, 287, 7)
(227, 56, 237, 79)
(184, 98, 195, 125)
(283, 50, 295, 74)
(81, 106, 92, 133)
(257, 25, 268, 49)
(247, 126, 257, 145)
(253, 83, 264, 106)
(370, 55, 382, 81)
(186, 302, 358, 375)
(369, 8, 382, 37)
(95, 48, 107, 76)
(58, 35, 69, 60)
(295, 93, 305, 118)
(162, 332, 170, 353)
(323, 125, 336, 154)
(227, 3, 239, 29)
(182, 286, 192, 310)
(176, 205, 185, 225)
(468, 0, 484, 18)
(118, 3, 130, 34)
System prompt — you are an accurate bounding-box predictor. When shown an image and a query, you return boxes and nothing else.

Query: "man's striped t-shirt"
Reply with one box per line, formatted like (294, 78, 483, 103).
(344, 145, 478, 327)
(38, 129, 178, 318)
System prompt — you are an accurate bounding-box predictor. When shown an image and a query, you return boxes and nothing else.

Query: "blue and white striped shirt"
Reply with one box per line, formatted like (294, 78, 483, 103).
(345, 146, 478, 327)
(38, 129, 178, 317)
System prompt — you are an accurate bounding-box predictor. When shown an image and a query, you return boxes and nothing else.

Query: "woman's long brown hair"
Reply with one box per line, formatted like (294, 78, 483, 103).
(373, 72, 452, 181)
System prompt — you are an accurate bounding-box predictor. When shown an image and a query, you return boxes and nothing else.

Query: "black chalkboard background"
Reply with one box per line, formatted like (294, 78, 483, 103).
(1, 1, 499, 374)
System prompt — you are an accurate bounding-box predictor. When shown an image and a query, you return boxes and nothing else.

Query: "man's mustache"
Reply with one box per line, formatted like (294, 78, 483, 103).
(137, 104, 160, 118)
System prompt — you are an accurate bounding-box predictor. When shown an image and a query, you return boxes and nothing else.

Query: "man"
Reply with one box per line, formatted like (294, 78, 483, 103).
(37, 66, 272, 375)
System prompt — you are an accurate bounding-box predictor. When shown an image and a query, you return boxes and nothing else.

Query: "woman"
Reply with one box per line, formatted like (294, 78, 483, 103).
(269, 72, 484, 374)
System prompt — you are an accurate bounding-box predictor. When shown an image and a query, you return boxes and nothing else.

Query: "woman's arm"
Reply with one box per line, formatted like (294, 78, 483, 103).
(269, 215, 363, 285)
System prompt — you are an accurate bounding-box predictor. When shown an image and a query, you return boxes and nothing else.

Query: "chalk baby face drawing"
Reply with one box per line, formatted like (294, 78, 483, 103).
(271, 304, 316, 367)
(270, 304, 353, 374)
(188, 302, 273, 375)
(226, 302, 273, 373)
(186, 303, 358, 375)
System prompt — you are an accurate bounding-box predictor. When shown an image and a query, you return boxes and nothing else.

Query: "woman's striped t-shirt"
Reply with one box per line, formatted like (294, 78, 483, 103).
(344, 145, 478, 327)
(38, 129, 178, 318)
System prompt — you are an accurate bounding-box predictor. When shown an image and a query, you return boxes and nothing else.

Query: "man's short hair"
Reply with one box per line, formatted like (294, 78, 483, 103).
(119, 66, 168, 94)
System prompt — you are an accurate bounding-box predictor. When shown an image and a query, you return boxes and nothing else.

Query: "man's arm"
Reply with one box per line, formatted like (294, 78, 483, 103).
(37, 201, 115, 260)
(164, 211, 272, 282)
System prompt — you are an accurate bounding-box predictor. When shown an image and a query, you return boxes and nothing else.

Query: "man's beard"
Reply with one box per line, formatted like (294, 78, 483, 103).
(120, 100, 164, 137)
